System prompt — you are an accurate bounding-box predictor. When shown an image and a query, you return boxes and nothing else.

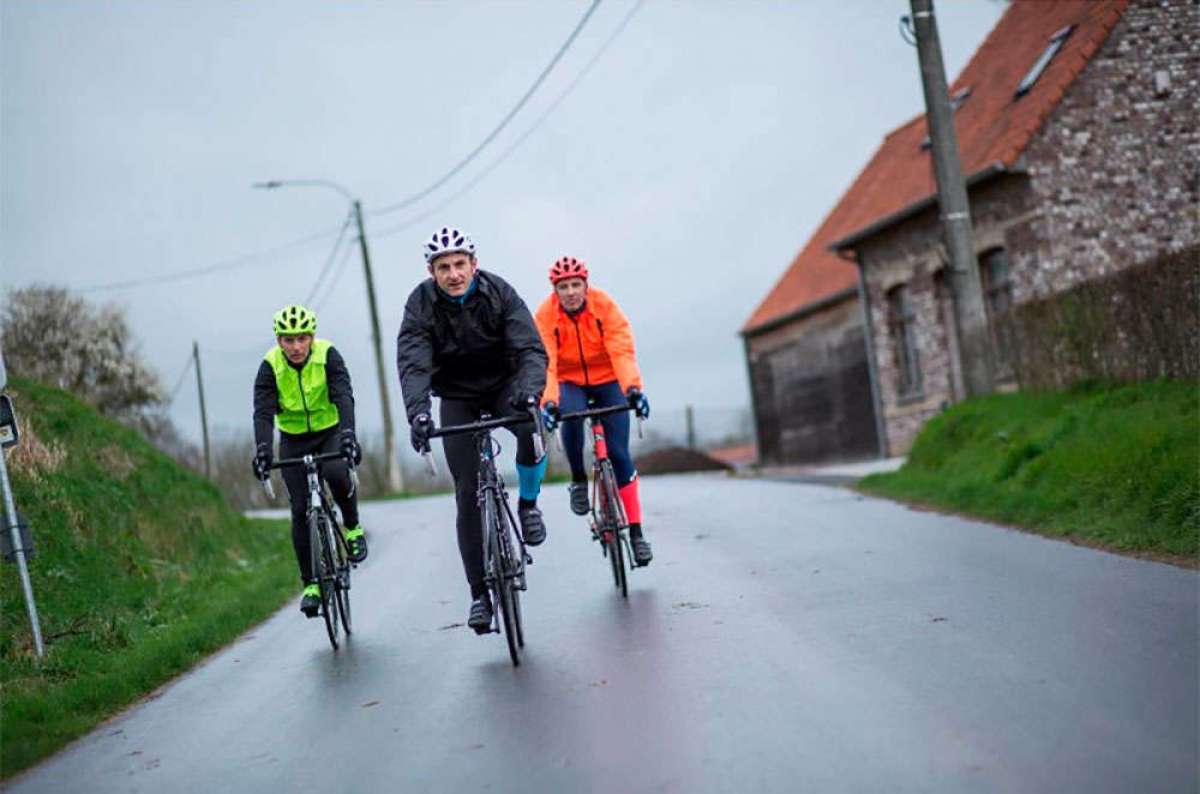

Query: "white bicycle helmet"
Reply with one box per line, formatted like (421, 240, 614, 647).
(423, 227, 476, 263)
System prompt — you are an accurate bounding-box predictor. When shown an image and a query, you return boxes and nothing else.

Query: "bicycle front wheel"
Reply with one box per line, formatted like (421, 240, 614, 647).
(498, 503, 525, 649)
(487, 496, 520, 666)
(330, 519, 352, 635)
(313, 512, 339, 649)
(598, 464, 628, 598)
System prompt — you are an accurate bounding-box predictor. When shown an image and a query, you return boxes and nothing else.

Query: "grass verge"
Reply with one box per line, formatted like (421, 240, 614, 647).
(858, 379, 1199, 564)
(0, 378, 297, 778)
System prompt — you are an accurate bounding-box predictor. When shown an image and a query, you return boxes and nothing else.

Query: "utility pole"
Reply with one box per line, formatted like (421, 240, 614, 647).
(253, 180, 403, 494)
(910, 0, 995, 396)
(352, 201, 403, 494)
(193, 341, 212, 478)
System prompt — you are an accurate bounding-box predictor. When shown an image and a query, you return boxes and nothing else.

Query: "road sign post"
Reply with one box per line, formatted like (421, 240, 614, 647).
(0, 391, 46, 659)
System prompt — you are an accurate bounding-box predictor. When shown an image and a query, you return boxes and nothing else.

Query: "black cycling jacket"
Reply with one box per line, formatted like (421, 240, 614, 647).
(396, 270, 548, 422)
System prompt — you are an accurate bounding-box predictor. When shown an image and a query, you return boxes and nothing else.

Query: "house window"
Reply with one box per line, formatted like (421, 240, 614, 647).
(1015, 25, 1074, 98)
(887, 284, 922, 397)
(980, 248, 1015, 378)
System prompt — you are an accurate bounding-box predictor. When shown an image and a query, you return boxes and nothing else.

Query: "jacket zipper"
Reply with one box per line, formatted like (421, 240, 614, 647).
(296, 367, 313, 433)
(570, 315, 591, 385)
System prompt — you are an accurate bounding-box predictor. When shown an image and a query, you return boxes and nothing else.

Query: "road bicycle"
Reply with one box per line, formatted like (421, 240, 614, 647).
(556, 401, 643, 598)
(260, 451, 357, 650)
(422, 406, 544, 666)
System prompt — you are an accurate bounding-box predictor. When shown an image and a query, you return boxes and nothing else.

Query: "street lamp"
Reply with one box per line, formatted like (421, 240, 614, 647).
(254, 179, 403, 494)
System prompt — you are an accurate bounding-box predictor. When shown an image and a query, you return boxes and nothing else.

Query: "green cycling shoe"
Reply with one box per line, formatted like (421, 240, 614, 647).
(300, 582, 321, 618)
(344, 525, 368, 563)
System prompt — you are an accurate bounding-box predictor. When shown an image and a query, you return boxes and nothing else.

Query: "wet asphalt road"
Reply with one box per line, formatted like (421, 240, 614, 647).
(6, 475, 1197, 793)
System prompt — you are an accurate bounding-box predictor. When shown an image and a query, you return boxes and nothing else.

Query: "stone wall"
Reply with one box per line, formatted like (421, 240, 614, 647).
(1016, 0, 1200, 298)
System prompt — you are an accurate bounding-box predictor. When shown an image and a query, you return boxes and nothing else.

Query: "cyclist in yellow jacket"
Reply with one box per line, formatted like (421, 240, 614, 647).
(251, 304, 367, 617)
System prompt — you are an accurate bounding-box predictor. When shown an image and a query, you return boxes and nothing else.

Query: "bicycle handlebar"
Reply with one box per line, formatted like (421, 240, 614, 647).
(426, 408, 539, 439)
(420, 406, 545, 478)
(556, 403, 646, 440)
(257, 450, 358, 501)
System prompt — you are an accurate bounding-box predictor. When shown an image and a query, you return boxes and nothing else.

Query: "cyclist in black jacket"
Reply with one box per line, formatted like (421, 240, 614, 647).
(397, 227, 549, 634)
(252, 304, 367, 618)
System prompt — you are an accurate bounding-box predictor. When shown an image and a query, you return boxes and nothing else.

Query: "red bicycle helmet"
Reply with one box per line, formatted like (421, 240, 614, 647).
(548, 256, 589, 284)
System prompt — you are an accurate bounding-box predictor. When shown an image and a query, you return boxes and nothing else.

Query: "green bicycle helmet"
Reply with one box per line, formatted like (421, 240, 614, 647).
(272, 304, 317, 336)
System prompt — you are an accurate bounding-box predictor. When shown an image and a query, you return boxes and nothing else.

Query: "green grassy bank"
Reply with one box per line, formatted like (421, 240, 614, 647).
(0, 378, 297, 778)
(859, 380, 1199, 563)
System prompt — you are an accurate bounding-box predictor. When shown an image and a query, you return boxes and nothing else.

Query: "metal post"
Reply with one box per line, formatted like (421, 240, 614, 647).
(193, 341, 212, 478)
(1, 447, 45, 658)
(910, 0, 995, 396)
(353, 201, 403, 494)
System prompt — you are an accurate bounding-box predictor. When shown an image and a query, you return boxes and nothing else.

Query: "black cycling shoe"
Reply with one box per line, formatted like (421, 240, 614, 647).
(519, 505, 547, 546)
(631, 536, 653, 567)
(468, 596, 493, 634)
(567, 482, 590, 515)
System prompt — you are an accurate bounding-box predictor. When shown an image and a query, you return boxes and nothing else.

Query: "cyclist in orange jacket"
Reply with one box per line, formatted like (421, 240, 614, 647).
(534, 257, 652, 566)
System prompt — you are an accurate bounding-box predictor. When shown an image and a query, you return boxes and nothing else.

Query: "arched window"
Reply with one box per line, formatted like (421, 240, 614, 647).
(887, 284, 922, 397)
(980, 248, 1015, 379)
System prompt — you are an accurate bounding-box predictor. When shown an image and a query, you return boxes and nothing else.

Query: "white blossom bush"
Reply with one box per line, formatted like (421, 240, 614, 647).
(2, 286, 165, 421)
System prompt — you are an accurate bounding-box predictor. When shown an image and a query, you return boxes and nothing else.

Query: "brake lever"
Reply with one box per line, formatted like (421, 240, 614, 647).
(260, 477, 276, 501)
(529, 405, 546, 460)
(422, 449, 438, 478)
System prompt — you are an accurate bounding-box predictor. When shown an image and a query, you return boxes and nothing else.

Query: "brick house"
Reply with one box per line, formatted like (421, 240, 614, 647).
(743, 0, 1198, 461)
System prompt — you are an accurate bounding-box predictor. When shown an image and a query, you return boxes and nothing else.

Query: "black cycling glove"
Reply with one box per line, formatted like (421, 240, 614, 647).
(410, 414, 433, 453)
(626, 387, 650, 419)
(339, 429, 362, 466)
(252, 443, 273, 480)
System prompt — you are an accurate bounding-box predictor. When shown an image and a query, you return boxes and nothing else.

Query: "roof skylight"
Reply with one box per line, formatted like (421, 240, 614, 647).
(1015, 25, 1074, 98)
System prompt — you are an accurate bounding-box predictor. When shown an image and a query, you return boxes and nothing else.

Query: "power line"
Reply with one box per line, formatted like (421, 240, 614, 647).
(369, 0, 604, 217)
(312, 243, 358, 312)
(304, 208, 355, 305)
(371, 0, 645, 242)
(81, 223, 345, 293)
(166, 354, 193, 404)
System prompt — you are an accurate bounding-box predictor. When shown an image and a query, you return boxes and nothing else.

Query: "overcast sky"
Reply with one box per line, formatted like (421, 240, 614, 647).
(2, 0, 1004, 455)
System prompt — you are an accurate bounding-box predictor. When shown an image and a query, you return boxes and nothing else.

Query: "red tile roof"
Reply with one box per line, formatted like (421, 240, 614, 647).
(743, 0, 1127, 334)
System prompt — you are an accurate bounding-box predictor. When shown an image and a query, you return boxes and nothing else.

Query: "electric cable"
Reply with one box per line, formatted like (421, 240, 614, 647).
(370, 0, 645, 242)
(369, 0, 603, 217)
(304, 208, 355, 305)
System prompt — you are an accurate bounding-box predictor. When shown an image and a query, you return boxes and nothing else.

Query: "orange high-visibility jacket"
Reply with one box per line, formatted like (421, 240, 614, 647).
(533, 286, 643, 406)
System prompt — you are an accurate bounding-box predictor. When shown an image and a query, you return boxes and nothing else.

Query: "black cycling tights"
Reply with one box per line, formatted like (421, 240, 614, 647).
(279, 426, 360, 584)
(440, 391, 539, 599)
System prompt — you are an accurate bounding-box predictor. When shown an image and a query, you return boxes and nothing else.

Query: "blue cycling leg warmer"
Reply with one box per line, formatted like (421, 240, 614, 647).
(516, 457, 547, 502)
